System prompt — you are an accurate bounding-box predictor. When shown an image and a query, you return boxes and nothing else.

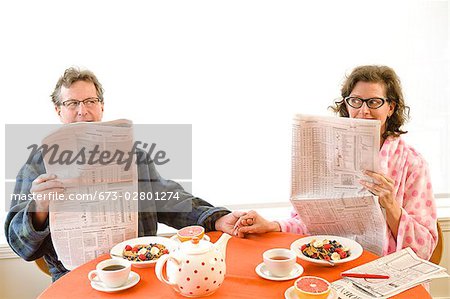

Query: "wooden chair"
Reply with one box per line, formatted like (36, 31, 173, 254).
(430, 222, 443, 265)
(35, 257, 51, 276)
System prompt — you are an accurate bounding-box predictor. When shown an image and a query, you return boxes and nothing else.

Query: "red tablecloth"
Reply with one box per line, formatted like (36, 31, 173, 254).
(38, 232, 431, 298)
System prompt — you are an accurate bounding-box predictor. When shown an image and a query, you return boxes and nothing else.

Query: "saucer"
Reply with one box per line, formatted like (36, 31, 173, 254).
(91, 271, 140, 293)
(169, 234, 210, 243)
(284, 286, 337, 299)
(255, 262, 303, 281)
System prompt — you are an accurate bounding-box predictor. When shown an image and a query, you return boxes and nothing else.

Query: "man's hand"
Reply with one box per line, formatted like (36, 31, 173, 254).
(234, 210, 281, 237)
(214, 211, 248, 236)
(30, 173, 64, 230)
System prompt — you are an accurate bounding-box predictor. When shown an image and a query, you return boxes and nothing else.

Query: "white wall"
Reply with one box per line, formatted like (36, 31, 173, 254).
(0, 1, 448, 221)
(0, 257, 51, 299)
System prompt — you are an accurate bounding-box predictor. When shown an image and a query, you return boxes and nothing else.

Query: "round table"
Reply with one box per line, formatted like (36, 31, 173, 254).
(38, 232, 431, 298)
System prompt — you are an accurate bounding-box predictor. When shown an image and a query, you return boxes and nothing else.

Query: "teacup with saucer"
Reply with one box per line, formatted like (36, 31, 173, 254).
(255, 248, 303, 281)
(88, 259, 140, 293)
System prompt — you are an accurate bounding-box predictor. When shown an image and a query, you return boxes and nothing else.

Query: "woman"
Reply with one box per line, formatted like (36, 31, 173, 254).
(235, 65, 438, 260)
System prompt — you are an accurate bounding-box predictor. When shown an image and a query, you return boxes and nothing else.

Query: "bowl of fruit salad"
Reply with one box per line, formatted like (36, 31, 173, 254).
(110, 236, 177, 268)
(290, 235, 363, 265)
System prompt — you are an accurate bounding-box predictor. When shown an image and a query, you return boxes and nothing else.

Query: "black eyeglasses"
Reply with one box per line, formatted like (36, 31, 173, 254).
(344, 96, 389, 109)
(61, 97, 101, 110)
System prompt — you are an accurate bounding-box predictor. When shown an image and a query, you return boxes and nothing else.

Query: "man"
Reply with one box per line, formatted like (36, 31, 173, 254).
(5, 67, 243, 281)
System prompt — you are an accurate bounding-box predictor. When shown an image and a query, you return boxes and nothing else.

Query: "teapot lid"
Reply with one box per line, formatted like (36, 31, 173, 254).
(179, 237, 212, 255)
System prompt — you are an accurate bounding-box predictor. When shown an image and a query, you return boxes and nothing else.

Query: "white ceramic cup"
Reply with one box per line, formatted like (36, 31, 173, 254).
(263, 248, 297, 277)
(88, 259, 131, 288)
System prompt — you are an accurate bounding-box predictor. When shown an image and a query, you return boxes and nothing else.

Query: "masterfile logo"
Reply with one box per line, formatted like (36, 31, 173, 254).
(5, 123, 192, 212)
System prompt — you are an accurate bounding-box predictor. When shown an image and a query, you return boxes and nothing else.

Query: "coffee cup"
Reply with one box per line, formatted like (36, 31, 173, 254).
(263, 248, 296, 277)
(88, 259, 131, 288)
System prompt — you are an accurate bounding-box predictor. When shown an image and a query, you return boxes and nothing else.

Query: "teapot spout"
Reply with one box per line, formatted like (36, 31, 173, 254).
(214, 233, 232, 259)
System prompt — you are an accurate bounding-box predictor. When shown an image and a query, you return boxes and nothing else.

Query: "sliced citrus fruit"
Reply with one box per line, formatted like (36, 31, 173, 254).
(294, 276, 331, 299)
(176, 225, 205, 242)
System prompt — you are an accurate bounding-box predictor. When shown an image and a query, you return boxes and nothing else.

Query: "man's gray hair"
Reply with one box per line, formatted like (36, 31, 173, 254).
(51, 67, 104, 105)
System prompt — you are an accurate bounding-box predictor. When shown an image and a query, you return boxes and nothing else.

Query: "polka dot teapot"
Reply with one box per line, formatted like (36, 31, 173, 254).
(155, 233, 231, 297)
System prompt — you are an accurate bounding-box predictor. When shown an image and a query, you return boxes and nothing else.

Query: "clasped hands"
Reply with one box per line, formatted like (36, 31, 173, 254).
(221, 210, 281, 238)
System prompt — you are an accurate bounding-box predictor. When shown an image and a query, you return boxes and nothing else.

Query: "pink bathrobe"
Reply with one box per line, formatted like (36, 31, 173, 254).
(278, 136, 438, 260)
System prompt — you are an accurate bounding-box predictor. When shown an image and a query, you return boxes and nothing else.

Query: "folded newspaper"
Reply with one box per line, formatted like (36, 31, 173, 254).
(290, 114, 386, 255)
(332, 247, 449, 298)
(42, 119, 139, 270)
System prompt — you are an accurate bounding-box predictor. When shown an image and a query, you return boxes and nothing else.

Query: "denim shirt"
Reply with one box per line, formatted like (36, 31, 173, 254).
(4, 150, 230, 281)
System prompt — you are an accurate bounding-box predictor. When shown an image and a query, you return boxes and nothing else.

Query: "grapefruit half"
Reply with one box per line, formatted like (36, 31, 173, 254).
(294, 276, 331, 299)
(177, 225, 205, 242)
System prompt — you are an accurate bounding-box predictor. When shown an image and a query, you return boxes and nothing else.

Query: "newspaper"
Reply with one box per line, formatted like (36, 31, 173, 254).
(332, 247, 449, 298)
(290, 114, 386, 255)
(42, 119, 138, 270)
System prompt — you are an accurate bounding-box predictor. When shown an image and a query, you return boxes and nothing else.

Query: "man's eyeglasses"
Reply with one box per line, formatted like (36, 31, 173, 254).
(344, 96, 389, 109)
(61, 98, 102, 110)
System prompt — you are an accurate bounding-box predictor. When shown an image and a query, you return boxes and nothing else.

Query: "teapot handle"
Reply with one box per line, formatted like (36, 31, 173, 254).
(155, 254, 181, 292)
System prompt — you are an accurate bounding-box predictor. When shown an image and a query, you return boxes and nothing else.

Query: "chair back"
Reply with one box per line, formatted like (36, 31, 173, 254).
(35, 257, 51, 276)
(429, 222, 443, 265)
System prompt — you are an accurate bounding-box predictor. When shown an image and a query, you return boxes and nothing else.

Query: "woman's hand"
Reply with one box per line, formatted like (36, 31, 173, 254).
(233, 210, 281, 237)
(214, 211, 248, 236)
(359, 170, 402, 237)
(359, 170, 396, 209)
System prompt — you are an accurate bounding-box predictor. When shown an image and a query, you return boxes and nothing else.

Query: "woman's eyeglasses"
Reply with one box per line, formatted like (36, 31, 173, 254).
(344, 96, 389, 109)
